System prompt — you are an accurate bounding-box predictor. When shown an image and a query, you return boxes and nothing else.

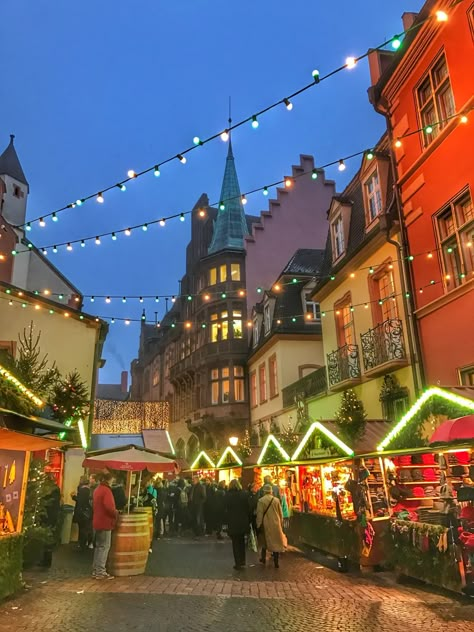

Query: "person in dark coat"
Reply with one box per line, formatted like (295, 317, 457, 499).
(72, 476, 92, 551)
(214, 480, 227, 540)
(204, 478, 216, 535)
(248, 482, 259, 534)
(224, 479, 250, 570)
(111, 475, 127, 511)
(40, 479, 61, 568)
(154, 479, 168, 537)
(189, 476, 206, 536)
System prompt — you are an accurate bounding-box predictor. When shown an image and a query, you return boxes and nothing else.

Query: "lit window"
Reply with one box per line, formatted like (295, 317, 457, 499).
(305, 294, 321, 322)
(231, 263, 241, 281)
(263, 303, 272, 334)
(220, 264, 227, 282)
(250, 371, 257, 407)
(365, 170, 383, 222)
(436, 191, 474, 289)
(416, 54, 455, 147)
(268, 355, 278, 398)
(232, 310, 243, 339)
(459, 365, 474, 386)
(209, 268, 217, 286)
(376, 271, 398, 322)
(335, 299, 354, 348)
(234, 366, 245, 402)
(221, 311, 229, 340)
(211, 369, 219, 404)
(332, 215, 344, 259)
(211, 313, 219, 343)
(259, 364, 267, 403)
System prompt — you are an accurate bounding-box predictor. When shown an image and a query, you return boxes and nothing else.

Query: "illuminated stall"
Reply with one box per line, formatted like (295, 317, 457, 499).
(215, 447, 243, 486)
(189, 451, 217, 480)
(252, 434, 294, 495)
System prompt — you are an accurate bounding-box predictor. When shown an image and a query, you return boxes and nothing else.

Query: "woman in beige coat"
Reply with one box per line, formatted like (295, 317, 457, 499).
(256, 484, 287, 568)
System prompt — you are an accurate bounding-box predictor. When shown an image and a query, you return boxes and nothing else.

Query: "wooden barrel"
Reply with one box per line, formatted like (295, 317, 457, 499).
(136, 507, 154, 543)
(109, 513, 150, 577)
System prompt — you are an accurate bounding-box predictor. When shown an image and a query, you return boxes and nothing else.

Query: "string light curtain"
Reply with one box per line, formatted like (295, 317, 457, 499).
(92, 400, 170, 434)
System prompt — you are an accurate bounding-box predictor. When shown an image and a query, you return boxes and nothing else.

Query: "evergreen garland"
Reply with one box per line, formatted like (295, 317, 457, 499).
(260, 441, 288, 465)
(335, 389, 367, 444)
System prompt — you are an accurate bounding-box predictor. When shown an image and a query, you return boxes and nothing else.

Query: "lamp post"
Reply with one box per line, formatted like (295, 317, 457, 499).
(229, 436, 238, 447)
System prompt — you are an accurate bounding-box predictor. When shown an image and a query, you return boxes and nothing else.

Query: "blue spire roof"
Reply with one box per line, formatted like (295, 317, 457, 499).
(208, 141, 249, 254)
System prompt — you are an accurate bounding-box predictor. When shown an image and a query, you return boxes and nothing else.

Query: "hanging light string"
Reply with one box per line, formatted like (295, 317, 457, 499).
(0, 278, 444, 327)
(14, 102, 472, 256)
(17, 5, 459, 231)
(8, 233, 472, 305)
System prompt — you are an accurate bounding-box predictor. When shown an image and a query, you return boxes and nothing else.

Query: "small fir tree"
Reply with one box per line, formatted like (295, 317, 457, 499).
(279, 425, 300, 454)
(50, 371, 89, 423)
(240, 430, 253, 458)
(22, 459, 58, 551)
(13, 323, 58, 398)
(335, 389, 367, 444)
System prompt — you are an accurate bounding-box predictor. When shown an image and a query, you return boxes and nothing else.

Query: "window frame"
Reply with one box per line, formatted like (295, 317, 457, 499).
(250, 370, 258, 408)
(230, 263, 241, 281)
(332, 214, 345, 260)
(334, 292, 354, 348)
(253, 318, 259, 348)
(459, 364, 474, 386)
(234, 366, 245, 402)
(268, 354, 278, 399)
(415, 52, 455, 148)
(364, 168, 383, 223)
(304, 293, 321, 324)
(258, 363, 267, 404)
(209, 268, 217, 286)
(263, 303, 272, 334)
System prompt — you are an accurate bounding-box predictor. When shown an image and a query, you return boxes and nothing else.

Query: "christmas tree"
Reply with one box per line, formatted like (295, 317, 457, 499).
(240, 430, 253, 458)
(12, 323, 58, 398)
(22, 459, 58, 561)
(50, 371, 89, 423)
(335, 389, 367, 443)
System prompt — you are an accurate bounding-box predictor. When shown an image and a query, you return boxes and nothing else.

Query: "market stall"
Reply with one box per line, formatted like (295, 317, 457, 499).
(82, 444, 177, 576)
(188, 450, 217, 481)
(215, 446, 243, 486)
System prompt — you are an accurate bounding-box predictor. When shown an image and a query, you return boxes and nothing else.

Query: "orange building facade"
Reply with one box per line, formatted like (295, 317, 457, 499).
(369, 0, 474, 386)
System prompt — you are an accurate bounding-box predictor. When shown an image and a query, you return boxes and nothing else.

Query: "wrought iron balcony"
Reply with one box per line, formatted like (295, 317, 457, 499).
(282, 366, 327, 408)
(326, 344, 361, 390)
(360, 318, 407, 376)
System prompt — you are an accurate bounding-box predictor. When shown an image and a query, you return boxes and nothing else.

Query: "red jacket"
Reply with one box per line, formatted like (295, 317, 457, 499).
(93, 482, 117, 530)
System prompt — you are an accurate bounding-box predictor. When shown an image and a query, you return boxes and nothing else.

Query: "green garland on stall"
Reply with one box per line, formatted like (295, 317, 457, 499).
(389, 395, 474, 450)
(0, 534, 23, 600)
(260, 442, 289, 466)
(386, 519, 461, 590)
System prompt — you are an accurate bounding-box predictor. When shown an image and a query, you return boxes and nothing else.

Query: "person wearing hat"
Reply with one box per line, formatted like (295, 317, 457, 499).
(256, 484, 287, 568)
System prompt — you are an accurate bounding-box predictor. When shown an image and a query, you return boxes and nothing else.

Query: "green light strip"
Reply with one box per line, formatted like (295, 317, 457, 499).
(377, 387, 474, 451)
(292, 421, 354, 460)
(257, 434, 291, 465)
(216, 446, 243, 468)
(78, 419, 88, 450)
(190, 451, 216, 470)
(166, 430, 176, 455)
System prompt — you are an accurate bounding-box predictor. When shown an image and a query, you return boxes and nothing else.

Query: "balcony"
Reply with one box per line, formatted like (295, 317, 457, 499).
(360, 318, 408, 378)
(282, 367, 327, 408)
(326, 344, 361, 391)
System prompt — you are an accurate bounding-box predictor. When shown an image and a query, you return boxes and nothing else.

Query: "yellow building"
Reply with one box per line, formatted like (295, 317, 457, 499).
(287, 137, 421, 426)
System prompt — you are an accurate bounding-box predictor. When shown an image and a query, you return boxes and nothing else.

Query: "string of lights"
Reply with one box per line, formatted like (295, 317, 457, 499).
(12, 103, 472, 258)
(8, 233, 473, 305)
(0, 278, 445, 328)
(17, 5, 458, 231)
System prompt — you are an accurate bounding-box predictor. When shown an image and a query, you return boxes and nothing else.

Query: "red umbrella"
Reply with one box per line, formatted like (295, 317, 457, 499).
(429, 415, 474, 444)
(82, 444, 177, 473)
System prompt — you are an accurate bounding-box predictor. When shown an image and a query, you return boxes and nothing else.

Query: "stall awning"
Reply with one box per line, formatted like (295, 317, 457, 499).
(0, 427, 66, 451)
(0, 408, 73, 435)
(83, 444, 177, 473)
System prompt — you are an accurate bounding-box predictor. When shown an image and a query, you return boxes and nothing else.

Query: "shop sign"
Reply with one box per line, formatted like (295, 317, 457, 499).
(0, 449, 29, 535)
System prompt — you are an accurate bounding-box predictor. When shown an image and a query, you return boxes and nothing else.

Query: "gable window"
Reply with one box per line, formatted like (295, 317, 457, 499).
(365, 169, 383, 222)
(234, 366, 245, 401)
(259, 363, 267, 403)
(209, 268, 217, 286)
(268, 354, 278, 398)
(416, 53, 455, 147)
(231, 263, 241, 281)
(263, 303, 272, 334)
(250, 371, 257, 407)
(436, 191, 474, 289)
(13, 185, 23, 198)
(332, 215, 344, 259)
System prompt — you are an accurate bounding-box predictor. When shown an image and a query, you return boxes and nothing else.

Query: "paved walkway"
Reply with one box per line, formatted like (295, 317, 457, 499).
(2, 537, 474, 631)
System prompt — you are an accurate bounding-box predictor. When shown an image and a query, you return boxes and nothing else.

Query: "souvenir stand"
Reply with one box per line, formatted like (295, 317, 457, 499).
(0, 410, 67, 599)
(215, 447, 243, 486)
(374, 387, 474, 593)
(251, 434, 294, 497)
(288, 420, 393, 570)
(83, 444, 177, 576)
(188, 451, 217, 481)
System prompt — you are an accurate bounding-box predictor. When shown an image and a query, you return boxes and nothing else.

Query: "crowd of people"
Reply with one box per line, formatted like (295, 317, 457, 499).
(70, 472, 287, 578)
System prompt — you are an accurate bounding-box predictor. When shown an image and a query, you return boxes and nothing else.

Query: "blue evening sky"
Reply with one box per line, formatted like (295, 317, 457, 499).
(1, 1, 423, 384)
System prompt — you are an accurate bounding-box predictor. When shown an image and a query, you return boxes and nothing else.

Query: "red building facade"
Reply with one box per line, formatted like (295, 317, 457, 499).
(369, 0, 474, 386)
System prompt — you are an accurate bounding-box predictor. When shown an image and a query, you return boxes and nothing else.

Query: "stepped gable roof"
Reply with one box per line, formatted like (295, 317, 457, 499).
(0, 135, 28, 186)
(208, 141, 249, 254)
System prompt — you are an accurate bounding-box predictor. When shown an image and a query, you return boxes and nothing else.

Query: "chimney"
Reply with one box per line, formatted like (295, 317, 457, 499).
(121, 371, 128, 393)
(367, 49, 395, 87)
(402, 12, 418, 31)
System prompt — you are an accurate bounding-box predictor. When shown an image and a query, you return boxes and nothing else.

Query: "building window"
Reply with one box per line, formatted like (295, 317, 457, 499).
(332, 215, 344, 259)
(436, 191, 474, 289)
(335, 297, 354, 348)
(232, 310, 243, 339)
(210, 368, 231, 404)
(268, 354, 278, 398)
(416, 53, 455, 147)
(259, 364, 267, 403)
(13, 185, 22, 198)
(211, 369, 219, 404)
(250, 371, 257, 407)
(470, 3, 474, 41)
(234, 366, 245, 401)
(209, 268, 217, 286)
(460, 365, 474, 386)
(377, 271, 398, 321)
(304, 294, 321, 323)
(365, 169, 383, 222)
(220, 264, 227, 282)
(210, 311, 230, 342)
(253, 318, 259, 347)
(263, 303, 272, 334)
(231, 263, 241, 281)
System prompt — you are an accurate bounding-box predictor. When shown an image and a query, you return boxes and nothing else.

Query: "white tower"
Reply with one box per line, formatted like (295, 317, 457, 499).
(0, 135, 29, 227)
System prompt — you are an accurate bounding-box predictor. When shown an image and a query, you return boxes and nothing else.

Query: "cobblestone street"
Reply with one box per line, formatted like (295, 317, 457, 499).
(1, 538, 474, 632)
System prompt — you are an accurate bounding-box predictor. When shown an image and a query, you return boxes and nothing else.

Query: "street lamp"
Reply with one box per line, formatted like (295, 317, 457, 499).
(229, 436, 239, 447)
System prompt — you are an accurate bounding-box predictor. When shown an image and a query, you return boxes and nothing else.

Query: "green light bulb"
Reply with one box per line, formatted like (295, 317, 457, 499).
(391, 37, 401, 50)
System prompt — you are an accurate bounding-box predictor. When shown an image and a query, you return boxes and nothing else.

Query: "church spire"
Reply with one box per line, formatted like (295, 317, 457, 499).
(208, 110, 249, 255)
(0, 135, 28, 186)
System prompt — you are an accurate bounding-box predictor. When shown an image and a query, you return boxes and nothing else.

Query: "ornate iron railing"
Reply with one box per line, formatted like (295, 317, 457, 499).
(326, 344, 361, 387)
(360, 318, 406, 372)
(282, 366, 327, 409)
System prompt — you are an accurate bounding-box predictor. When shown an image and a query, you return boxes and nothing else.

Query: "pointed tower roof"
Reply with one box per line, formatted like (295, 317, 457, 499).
(208, 141, 249, 254)
(0, 135, 28, 186)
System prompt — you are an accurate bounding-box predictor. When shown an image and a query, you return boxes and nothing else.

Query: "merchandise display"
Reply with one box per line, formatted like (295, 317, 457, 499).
(297, 461, 356, 520)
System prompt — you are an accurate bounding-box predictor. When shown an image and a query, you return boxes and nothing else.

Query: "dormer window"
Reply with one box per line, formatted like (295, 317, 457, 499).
(365, 169, 382, 222)
(304, 293, 321, 323)
(263, 303, 272, 334)
(332, 215, 344, 259)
